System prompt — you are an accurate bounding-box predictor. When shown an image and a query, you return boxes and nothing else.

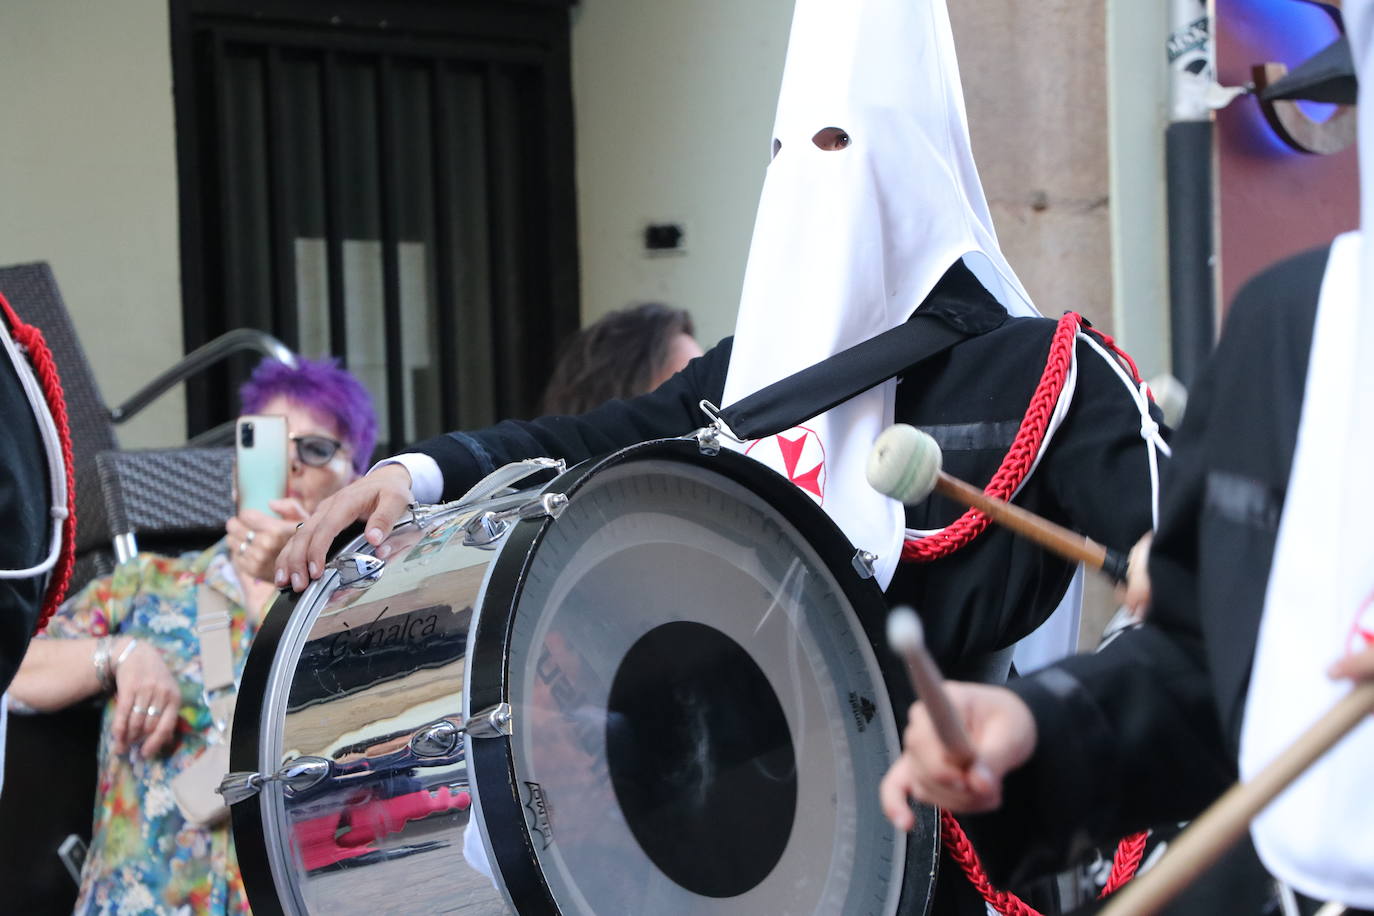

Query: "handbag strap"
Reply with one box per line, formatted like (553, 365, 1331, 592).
(195, 581, 236, 733)
(710, 311, 980, 442)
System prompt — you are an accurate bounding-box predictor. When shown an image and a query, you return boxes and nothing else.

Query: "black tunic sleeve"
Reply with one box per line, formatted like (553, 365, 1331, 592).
(405, 339, 733, 502)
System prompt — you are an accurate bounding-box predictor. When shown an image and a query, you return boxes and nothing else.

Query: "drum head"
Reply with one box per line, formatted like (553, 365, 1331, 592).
(467, 440, 935, 915)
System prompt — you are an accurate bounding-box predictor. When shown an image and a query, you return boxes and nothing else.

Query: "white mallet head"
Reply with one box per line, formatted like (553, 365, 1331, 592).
(866, 424, 942, 505)
(886, 605, 925, 655)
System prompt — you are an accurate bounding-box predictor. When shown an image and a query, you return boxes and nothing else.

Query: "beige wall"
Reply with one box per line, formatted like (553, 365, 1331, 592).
(570, 0, 793, 349)
(572, 2, 1132, 344)
(0, 0, 184, 448)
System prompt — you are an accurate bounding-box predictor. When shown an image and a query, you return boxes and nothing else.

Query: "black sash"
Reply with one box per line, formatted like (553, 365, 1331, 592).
(711, 311, 980, 441)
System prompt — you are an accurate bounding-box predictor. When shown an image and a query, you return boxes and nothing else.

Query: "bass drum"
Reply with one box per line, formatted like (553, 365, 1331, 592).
(229, 438, 939, 915)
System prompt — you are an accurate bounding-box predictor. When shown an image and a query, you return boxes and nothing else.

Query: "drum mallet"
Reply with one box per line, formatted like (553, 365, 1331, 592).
(866, 423, 1130, 584)
(886, 605, 976, 769)
(1099, 679, 1374, 916)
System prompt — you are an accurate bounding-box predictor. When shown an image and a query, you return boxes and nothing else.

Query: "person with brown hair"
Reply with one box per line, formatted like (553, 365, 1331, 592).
(539, 302, 702, 416)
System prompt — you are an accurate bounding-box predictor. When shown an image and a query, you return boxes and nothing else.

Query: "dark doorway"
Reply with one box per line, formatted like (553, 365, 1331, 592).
(171, 0, 579, 456)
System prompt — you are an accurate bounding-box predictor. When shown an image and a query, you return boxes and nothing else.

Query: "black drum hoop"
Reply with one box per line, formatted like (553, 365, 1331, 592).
(466, 437, 937, 916)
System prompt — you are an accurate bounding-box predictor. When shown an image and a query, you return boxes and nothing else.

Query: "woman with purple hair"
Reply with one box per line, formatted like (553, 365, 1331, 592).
(9, 356, 374, 916)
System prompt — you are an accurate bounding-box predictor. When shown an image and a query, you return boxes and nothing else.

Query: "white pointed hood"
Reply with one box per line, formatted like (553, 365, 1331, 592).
(1241, 1, 1374, 905)
(721, 0, 1036, 586)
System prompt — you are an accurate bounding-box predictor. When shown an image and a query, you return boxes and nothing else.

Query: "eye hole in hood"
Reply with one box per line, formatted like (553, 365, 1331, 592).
(811, 127, 851, 150)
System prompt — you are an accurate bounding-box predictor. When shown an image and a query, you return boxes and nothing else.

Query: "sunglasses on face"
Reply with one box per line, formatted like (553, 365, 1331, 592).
(291, 434, 347, 468)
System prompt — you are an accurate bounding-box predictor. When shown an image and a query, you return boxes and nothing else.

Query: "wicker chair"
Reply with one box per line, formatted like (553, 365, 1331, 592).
(0, 261, 291, 593)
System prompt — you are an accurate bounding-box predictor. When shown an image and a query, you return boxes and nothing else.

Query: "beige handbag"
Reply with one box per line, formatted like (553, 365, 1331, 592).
(170, 584, 235, 828)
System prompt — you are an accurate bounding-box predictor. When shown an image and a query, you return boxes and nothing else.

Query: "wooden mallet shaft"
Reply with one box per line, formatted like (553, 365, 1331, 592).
(888, 607, 976, 768)
(867, 424, 1130, 583)
(1100, 680, 1374, 916)
(935, 472, 1128, 582)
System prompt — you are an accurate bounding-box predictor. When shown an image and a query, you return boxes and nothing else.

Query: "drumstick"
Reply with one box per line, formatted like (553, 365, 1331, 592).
(1100, 680, 1374, 916)
(886, 606, 976, 768)
(866, 424, 1130, 583)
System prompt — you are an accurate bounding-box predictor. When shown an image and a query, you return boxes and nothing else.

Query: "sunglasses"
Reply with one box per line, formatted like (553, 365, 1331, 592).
(291, 434, 347, 468)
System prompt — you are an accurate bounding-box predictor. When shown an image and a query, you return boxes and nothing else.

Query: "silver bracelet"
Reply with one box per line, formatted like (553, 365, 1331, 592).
(92, 636, 114, 693)
(113, 637, 138, 673)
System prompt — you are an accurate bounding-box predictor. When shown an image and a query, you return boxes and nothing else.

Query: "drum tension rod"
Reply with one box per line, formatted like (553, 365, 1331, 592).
(462, 493, 569, 547)
(218, 755, 333, 806)
(409, 703, 515, 758)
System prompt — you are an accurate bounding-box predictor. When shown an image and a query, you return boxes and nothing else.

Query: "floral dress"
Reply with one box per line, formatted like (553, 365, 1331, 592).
(39, 542, 259, 916)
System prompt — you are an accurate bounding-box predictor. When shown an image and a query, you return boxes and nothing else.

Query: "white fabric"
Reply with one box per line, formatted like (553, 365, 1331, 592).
(720, 0, 1037, 591)
(1240, 230, 1374, 908)
(1241, 5, 1374, 902)
(374, 453, 444, 505)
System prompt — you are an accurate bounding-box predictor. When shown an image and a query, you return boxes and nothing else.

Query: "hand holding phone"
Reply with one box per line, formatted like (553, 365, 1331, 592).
(236, 415, 288, 517)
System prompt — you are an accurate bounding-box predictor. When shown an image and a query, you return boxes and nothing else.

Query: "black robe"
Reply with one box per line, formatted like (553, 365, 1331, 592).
(408, 263, 1164, 676)
(0, 338, 52, 692)
(959, 246, 1331, 908)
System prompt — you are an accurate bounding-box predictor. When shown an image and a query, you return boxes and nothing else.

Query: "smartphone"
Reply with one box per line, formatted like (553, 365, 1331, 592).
(236, 414, 288, 518)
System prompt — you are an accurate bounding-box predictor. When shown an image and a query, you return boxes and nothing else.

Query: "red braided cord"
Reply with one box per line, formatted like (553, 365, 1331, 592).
(941, 810, 1149, 912)
(901, 312, 1081, 563)
(1100, 830, 1149, 896)
(0, 292, 77, 633)
(939, 809, 1044, 916)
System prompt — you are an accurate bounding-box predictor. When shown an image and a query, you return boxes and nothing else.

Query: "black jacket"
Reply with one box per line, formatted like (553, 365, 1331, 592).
(407, 263, 1163, 674)
(961, 246, 1330, 889)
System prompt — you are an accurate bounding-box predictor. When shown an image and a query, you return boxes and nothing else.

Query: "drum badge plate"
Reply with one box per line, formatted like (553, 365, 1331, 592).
(523, 781, 554, 849)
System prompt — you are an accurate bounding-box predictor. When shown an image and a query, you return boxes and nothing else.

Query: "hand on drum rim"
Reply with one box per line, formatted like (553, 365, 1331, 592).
(274, 463, 414, 592)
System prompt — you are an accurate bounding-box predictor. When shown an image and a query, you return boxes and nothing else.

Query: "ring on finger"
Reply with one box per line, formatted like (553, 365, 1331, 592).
(132, 704, 145, 715)
(145, 705, 160, 717)
(238, 539, 251, 555)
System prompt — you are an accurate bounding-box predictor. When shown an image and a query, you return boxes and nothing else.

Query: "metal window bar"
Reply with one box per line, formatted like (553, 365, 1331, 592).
(263, 46, 300, 351)
(377, 54, 407, 451)
(320, 51, 349, 365)
(429, 58, 460, 431)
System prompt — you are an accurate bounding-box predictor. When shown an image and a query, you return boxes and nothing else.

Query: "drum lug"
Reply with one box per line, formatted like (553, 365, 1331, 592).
(852, 549, 878, 579)
(462, 511, 511, 547)
(217, 755, 334, 805)
(467, 702, 514, 739)
(331, 552, 385, 588)
(409, 718, 462, 758)
(694, 426, 721, 456)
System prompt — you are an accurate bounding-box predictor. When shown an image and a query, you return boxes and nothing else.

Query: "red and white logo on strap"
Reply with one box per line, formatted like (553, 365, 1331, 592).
(1347, 588, 1374, 655)
(745, 425, 827, 505)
